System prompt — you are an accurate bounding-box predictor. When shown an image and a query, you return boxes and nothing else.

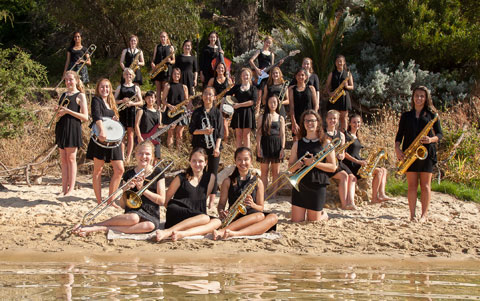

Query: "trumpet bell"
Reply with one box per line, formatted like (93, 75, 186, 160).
(123, 190, 142, 209)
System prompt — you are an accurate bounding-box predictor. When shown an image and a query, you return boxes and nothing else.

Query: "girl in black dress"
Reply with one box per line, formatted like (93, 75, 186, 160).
(325, 110, 357, 210)
(325, 55, 354, 132)
(344, 114, 390, 204)
(63, 31, 91, 84)
(290, 58, 320, 105)
(151, 31, 175, 106)
(175, 39, 198, 96)
(289, 68, 318, 139)
(214, 147, 278, 240)
(135, 91, 162, 160)
(155, 147, 221, 241)
(256, 95, 285, 196)
(74, 141, 166, 236)
(249, 36, 275, 111)
(200, 31, 223, 85)
(119, 34, 144, 85)
(395, 86, 443, 222)
(162, 68, 189, 149)
(289, 110, 336, 222)
(262, 67, 289, 118)
(115, 68, 144, 163)
(55, 71, 89, 196)
(189, 87, 224, 208)
(86, 79, 125, 205)
(228, 68, 257, 148)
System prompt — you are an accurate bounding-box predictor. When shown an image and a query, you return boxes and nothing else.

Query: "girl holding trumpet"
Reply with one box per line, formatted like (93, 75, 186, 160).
(63, 32, 91, 84)
(74, 141, 166, 236)
(55, 71, 89, 196)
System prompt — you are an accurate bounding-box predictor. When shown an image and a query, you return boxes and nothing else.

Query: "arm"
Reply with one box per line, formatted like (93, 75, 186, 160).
(58, 93, 89, 122)
(138, 50, 145, 66)
(245, 179, 264, 212)
(325, 73, 333, 95)
(262, 84, 268, 106)
(119, 49, 127, 71)
(207, 77, 214, 87)
(206, 173, 215, 196)
(141, 177, 166, 206)
(132, 85, 144, 107)
(337, 132, 346, 161)
(256, 115, 263, 157)
(183, 84, 189, 99)
(193, 55, 198, 86)
(249, 50, 261, 76)
(114, 86, 123, 105)
(288, 141, 299, 170)
(288, 87, 299, 135)
(279, 116, 285, 159)
(161, 84, 171, 108)
(151, 46, 157, 69)
(395, 114, 406, 160)
(213, 110, 223, 157)
(345, 72, 354, 91)
(168, 46, 175, 64)
(135, 110, 144, 142)
(315, 141, 337, 172)
(217, 177, 230, 219)
(164, 176, 181, 207)
(310, 86, 318, 112)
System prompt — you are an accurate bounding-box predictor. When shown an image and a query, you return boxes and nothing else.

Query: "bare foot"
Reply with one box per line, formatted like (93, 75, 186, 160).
(71, 223, 82, 234)
(223, 229, 238, 239)
(212, 229, 225, 241)
(370, 198, 383, 204)
(344, 204, 357, 210)
(171, 230, 186, 241)
(419, 216, 428, 223)
(379, 195, 394, 201)
(75, 225, 107, 237)
(319, 210, 329, 222)
(155, 229, 172, 242)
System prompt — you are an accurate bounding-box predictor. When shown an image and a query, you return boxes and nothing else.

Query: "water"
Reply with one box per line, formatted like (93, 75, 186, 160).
(0, 254, 479, 300)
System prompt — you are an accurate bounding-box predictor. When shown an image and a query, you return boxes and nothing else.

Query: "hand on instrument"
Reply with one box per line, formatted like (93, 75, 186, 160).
(280, 149, 285, 160)
(420, 135, 431, 144)
(213, 148, 220, 157)
(233, 103, 241, 110)
(219, 209, 228, 219)
(167, 104, 175, 111)
(337, 152, 345, 161)
(134, 176, 145, 190)
(395, 148, 405, 161)
(57, 107, 70, 117)
(112, 115, 119, 121)
(255, 69, 262, 77)
(98, 131, 107, 142)
(244, 195, 255, 208)
(302, 154, 315, 166)
(151, 62, 156, 69)
(257, 148, 262, 158)
(358, 159, 367, 167)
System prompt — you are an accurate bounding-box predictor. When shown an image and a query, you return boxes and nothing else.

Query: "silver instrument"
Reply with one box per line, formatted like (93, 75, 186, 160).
(202, 110, 215, 149)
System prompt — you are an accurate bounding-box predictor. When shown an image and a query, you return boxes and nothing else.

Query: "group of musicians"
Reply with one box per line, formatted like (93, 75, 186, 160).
(56, 31, 443, 239)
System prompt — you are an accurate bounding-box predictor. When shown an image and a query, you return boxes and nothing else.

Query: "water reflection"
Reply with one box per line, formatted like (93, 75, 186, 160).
(0, 258, 479, 299)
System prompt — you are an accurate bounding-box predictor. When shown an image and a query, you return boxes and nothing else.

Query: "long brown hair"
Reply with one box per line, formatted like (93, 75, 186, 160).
(347, 113, 362, 141)
(185, 147, 208, 180)
(95, 78, 119, 118)
(410, 85, 436, 113)
(298, 109, 325, 142)
(261, 95, 280, 136)
(266, 66, 285, 86)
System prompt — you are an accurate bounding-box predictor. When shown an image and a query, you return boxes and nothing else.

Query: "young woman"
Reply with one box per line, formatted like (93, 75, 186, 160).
(162, 68, 189, 149)
(175, 39, 198, 96)
(325, 55, 354, 132)
(135, 91, 162, 160)
(155, 148, 221, 241)
(325, 110, 357, 210)
(290, 57, 320, 104)
(55, 71, 89, 196)
(395, 86, 443, 222)
(262, 66, 289, 118)
(200, 31, 223, 85)
(86, 79, 125, 205)
(289, 68, 318, 139)
(249, 36, 275, 111)
(151, 31, 175, 106)
(289, 110, 336, 222)
(63, 31, 91, 84)
(227, 68, 257, 148)
(344, 114, 391, 204)
(115, 68, 144, 163)
(214, 147, 278, 240)
(189, 87, 224, 208)
(74, 141, 166, 236)
(119, 34, 144, 85)
(256, 96, 285, 195)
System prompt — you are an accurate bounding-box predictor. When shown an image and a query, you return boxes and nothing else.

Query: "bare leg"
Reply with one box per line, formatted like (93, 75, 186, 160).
(175, 126, 185, 150)
(291, 204, 307, 222)
(306, 209, 328, 222)
(270, 162, 280, 198)
(234, 128, 242, 148)
(167, 126, 175, 148)
(156, 214, 211, 241)
(242, 129, 251, 149)
(214, 213, 265, 240)
(406, 172, 419, 221)
(109, 160, 124, 205)
(64, 147, 78, 196)
(155, 81, 162, 107)
(346, 174, 357, 207)
(172, 218, 221, 241)
(378, 168, 393, 200)
(333, 171, 348, 209)
(125, 127, 135, 162)
(59, 148, 68, 194)
(92, 158, 105, 204)
(75, 213, 155, 236)
(339, 110, 348, 133)
(224, 214, 278, 239)
(260, 162, 269, 191)
(419, 172, 432, 222)
(371, 168, 382, 203)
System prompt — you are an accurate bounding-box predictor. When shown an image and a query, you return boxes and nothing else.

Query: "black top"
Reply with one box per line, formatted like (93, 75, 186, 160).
(189, 106, 224, 149)
(344, 131, 364, 175)
(290, 73, 320, 92)
(257, 51, 272, 70)
(227, 84, 258, 105)
(90, 96, 115, 124)
(296, 138, 330, 185)
(167, 82, 185, 105)
(213, 77, 229, 94)
(170, 172, 211, 214)
(139, 107, 160, 134)
(55, 92, 82, 149)
(153, 44, 172, 64)
(122, 48, 143, 84)
(227, 172, 258, 209)
(292, 85, 313, 123)
(117, 84, 136, 100)
(200, 45, 218, 82)
(67, 46, 87, 70)
(175, 54, 198, 95)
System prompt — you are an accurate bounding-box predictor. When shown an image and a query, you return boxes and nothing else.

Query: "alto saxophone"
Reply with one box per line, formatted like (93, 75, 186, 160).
(149, 51, 174, 79)
(221, 173, 259, 228)
(397, 113, 439, 175)
(167, 95, 196, 118)
(358, 148, 387, 178)
(129, 51, 141, 72)
(329, 71, 350, 104)
(202, 110, 215, 149)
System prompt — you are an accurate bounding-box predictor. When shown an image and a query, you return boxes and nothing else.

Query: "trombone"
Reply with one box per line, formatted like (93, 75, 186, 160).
(46, 94, 70, 129)
(53, 44, 97, 91)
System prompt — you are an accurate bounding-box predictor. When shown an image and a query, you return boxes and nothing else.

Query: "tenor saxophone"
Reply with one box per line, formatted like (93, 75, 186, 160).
(358, 148, 387, 179)
(221, 173, 259, 228)
(149, 51, 174, 79)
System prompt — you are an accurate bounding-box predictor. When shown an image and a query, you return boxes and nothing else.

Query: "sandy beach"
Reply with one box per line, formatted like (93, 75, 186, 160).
(0, 174, 479, 260)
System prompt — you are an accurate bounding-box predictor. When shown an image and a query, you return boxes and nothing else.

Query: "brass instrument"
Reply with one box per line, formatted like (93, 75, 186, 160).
(167, 95, 196, 118)
(149, 51, 174, 79)
(146, 111, 192, 143)
(202, 110, 215, 149)
(53, 44, 97, 91)
(358, 148, 387, 178)
(397, 113, 439, 175)
(129, 51, 141, 72)
(277, 80, 290, 111)
(221, 172, 259, 228)
(117, 94, 137, 111)
(335, 138, 354, 156)
(81, 167, 145, 225)
(47, 93, 70, 129)
(214, 84, 235, 107)
(122, 159, 174, 209)
(329, 71, 350, 104)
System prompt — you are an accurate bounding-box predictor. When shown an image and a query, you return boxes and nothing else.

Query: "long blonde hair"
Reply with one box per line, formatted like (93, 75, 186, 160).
(65, 70, 85, 93)
(95, 78, 119, 118)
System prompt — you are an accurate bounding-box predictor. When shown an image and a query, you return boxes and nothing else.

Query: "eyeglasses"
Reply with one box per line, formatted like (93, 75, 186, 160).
(305, 119, 318, 123)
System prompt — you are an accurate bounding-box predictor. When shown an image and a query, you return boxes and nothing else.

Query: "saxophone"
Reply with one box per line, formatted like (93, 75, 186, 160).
(397, 113, 439, 175)
(129, 51, 141, 72)
(214, 84, 235, 107)
(335, 138, 354, 156)
(149, 51, 174, 79)
(167, 94, 196, 118)
(358, 148, 387, 178)
(329, 71, 350, 104)
(221, 173, 259, 228)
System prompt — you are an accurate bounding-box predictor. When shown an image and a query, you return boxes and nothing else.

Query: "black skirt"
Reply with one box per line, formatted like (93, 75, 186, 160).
(231, 107, 255, 129)
(257, 135, 282, 163)
(291, 181, 327, 211)
(119, 106, 136, 128)
(165, 199, 210, 229)
(86, 138, 123, 163)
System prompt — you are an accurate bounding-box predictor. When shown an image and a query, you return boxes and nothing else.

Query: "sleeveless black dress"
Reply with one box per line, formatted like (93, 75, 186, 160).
(213, 77, 228, 94)
(258, 119, 283, 164)
(163, 82, 188, 126)
(175, 54, 198, 96)
(121, 48, 143, 85)
(327, 69, 352, 112)
(139, 107, 161, 158)
(325, 130, 352, 177)
(291, 138, 330, 211)
(55, 92, 83, 149)
(118, 84, 137, 128)
(86, 96, 123, 162)
(290, 74, 320, 94)
(67, 46, 89, 84)
(165, 172, 213, 229)
(266, 83, 287, 118)
(256, 51, 272, 90)
(123, 167, 164, 230)
(228, 84, 257, 129)
(200, 45, 218, 84)
(344, 132, 364, 177)
(152, 44, 173, 82)
(292, 85, 313, 125)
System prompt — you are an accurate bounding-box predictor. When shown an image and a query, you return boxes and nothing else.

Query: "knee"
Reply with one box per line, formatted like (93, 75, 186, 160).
(267, 213, 278, 225)
(349, 174, 356, 182)
(143, 222, 155, 232)
(253, 212, 265, 223)
(114, 165, 125, 176)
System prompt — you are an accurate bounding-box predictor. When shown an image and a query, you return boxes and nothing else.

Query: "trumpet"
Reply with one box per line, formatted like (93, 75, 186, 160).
(358, 148, 387, 178)
(277, 80, 289, 111)
(81, 167, 146, 225)
(47, 94, 70, 129)
(149, 51, 174, 79)
(202, 110, 215, 149)
(121, 159, 174, 209)
(167, 95, 196, 118)
(53, 44, 97, 91)
(117, 94, 137, 111)
(329, 71, 350, 104)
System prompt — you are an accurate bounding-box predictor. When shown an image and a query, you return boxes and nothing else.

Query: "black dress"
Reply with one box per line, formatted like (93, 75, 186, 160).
(258, 118, 283, 164)
(291, 138, 330, 211)
(256, 51, 272, 90)
(212, 77, 228, 94)
(152, 44, 173, 82)
(292, 85, 313, 125)
(266, 83, 287, 118)
(325, 130, 352, 177)
(139, 107, 161, 158)
(200, 45, 218, 84)
(228, 84, 257, 129)
(123, 167, 164, 230)
(327, 69, 352, 112)
(55, 92, 83, 149)
(165, 172, 212, 229)
(117, 84, 137, 128)
(86, 96, 123, 162)
(67, 46, 89, 84)
(290, 73, 320, 94)
(163, 82, 188, 126)
(344, 132, 364, 177)
(121, 48, 143, 85)
(395, 109, 443, 173)
(175, 54, 198, 96)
